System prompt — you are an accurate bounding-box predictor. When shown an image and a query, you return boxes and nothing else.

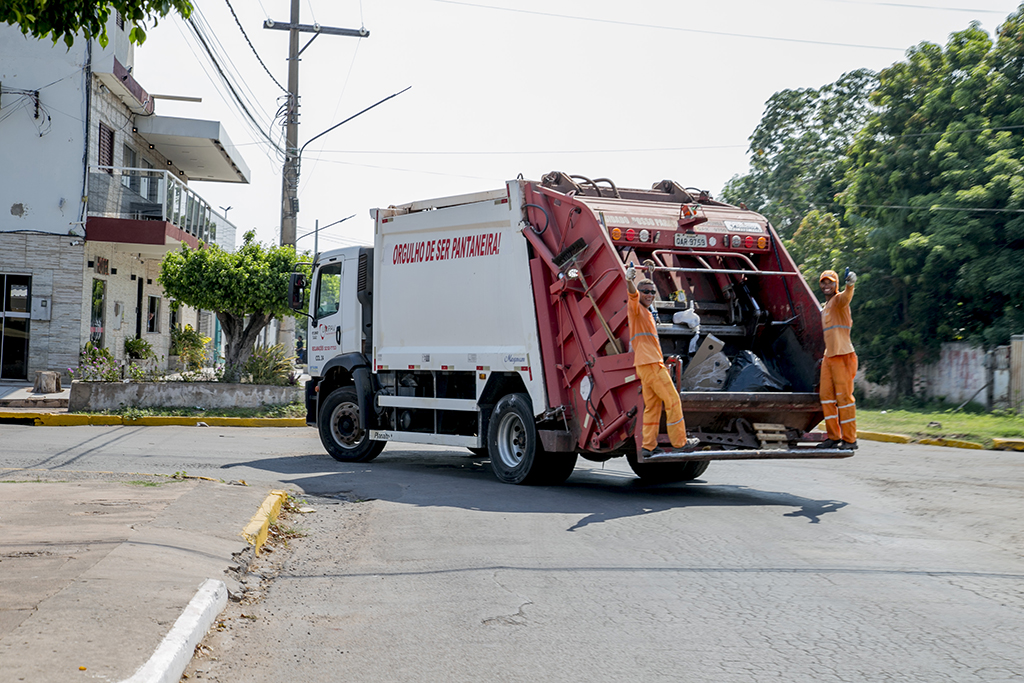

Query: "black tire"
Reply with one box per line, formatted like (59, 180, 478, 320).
(487, 393, 577, 485)
(626, 451, 709, 483)
(318, 386, 385, 463)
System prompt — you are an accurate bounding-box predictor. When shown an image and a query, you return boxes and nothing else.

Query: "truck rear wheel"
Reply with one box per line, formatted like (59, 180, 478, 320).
(626, 451, 709, 483)
(487, 393, 576, 485)
(319, 387, 385, 463)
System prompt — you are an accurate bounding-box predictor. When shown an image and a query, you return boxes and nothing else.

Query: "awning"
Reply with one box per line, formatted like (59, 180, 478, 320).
(134, 115, 251, 184)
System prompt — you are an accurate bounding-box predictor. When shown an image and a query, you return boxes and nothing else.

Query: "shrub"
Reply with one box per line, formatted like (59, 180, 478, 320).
(171, 324, 211, 371)
(243, 343, 294, 385)
(124, 336, 155, 360)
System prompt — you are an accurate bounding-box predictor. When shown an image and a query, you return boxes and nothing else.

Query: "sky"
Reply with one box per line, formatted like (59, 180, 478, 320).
(134, 0, 1024, 252)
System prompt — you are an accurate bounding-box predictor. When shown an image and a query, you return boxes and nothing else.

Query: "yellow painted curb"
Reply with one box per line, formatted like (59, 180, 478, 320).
(991, 438, 1024, 451)
(858, 431, 911, 444)
(242, 490, 289, 556)
(918, 437, 984, 450)
(37, 414, 91, 426)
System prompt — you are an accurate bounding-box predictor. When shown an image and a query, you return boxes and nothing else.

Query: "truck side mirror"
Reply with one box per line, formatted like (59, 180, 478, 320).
(288, 272, 307, 310)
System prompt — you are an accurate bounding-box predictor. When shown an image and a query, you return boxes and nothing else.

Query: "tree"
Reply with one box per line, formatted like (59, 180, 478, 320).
(721, 69, 877, 238)
(159, 231, 309, 382)
(1, 0, 192, 48)
(841, 16, 1024, 392)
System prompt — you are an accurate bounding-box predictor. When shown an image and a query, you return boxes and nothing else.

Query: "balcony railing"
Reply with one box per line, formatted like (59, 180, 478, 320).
(88, 166, 237, 251)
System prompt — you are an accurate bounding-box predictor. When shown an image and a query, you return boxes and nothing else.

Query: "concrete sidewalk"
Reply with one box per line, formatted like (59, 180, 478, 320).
(0, 470, 278, 682)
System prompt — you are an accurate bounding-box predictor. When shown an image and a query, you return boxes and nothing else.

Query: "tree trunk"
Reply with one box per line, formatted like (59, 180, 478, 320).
(218, 311, 273, 382)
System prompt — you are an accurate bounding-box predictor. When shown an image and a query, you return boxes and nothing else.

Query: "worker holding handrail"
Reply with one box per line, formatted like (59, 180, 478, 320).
(626, 259, 701, 458)
(817, 269, 859, 450)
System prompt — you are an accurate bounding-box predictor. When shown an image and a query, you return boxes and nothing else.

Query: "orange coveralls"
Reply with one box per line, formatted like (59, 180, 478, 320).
(820, 283, 857, 443)
(628, 289, 688, 450)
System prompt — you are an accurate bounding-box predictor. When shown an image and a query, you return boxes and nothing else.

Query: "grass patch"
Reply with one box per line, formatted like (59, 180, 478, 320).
(70, 401, 305, 419)
(858, 408, 1024, 446)
(125, 480, 163, 487)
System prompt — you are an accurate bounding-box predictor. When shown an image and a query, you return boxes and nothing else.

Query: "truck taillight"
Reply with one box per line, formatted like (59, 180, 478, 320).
(639, 229, 650, 242)
(626, 228, 636, 241)
(611, 227, 622, 240)
(731, 235, 742, 248)
(758, 236, 768, 249)
(744, 236, 754, 248)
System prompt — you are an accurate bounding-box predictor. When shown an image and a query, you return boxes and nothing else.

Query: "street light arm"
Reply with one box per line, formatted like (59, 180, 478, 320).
(297, 214, 356, 242)
(299, 86, 412, 158)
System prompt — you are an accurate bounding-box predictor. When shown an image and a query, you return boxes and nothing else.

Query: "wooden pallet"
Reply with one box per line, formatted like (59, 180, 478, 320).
(753, 422, 788, 450)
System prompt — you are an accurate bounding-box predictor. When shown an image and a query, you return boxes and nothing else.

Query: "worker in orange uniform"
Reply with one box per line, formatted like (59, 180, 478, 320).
(817, 268, 858, 450)
(627, 260, 700, 458)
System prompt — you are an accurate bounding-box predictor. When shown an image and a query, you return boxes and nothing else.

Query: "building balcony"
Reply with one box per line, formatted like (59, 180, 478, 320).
(86, 166, 237, 257)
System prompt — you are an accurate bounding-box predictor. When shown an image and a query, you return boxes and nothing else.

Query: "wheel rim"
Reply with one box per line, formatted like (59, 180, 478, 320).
(330, 401, 363, 449)
(495, 411, 527, 469)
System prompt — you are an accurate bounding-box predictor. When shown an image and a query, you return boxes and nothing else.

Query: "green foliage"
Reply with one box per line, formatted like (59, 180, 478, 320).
(124, 336, 155, 360)
(727, 8, 1024, 399)
(243, 344, 295, 386)
(170, 324, 210, 371)
(0, 0, 193, 48)
(69, 342, 163, 382)
(159, 231, 311, 380)
(721, 68, 877, 238)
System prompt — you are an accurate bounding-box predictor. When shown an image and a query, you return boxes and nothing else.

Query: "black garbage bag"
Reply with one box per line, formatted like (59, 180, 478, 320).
(724, 350, 787, 392)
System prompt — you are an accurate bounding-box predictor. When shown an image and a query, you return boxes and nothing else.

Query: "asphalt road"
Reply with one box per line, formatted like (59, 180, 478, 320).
(3, 425, 1023, 682)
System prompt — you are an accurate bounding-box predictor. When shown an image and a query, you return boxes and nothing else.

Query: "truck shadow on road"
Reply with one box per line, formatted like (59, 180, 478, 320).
(227, 449, 848, 530)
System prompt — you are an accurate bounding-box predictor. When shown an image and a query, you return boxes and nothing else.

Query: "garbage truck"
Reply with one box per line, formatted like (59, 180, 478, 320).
(288, 171, 852, 485)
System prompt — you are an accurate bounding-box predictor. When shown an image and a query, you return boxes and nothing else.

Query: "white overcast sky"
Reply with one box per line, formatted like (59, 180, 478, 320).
(134, 0, 1023, 251)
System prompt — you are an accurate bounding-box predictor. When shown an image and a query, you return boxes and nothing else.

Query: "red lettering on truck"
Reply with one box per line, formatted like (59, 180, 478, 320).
(391, 232, 502, 266)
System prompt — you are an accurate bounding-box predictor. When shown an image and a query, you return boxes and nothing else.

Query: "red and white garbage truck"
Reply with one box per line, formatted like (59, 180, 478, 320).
(289, 171, 851, 485)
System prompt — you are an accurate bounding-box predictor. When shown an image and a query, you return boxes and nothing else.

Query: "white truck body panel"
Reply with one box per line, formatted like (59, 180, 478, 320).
(371, 181, 548, 414)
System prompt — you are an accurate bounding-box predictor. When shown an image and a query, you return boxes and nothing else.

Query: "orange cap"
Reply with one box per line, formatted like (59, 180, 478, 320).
(819, 270, 839, 284)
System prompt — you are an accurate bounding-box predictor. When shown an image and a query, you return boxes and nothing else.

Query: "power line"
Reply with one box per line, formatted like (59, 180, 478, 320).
(431, 0, 907, 52)
(826, 0, 1009, 13)
(224, 0, 288, 93)
(846, 203, 1024, 213)
(307, 143, 746, 156)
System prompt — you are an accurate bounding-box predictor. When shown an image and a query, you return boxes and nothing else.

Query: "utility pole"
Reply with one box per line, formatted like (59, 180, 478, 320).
(265, 1, 368, 247)
(265, 2, 367, 357)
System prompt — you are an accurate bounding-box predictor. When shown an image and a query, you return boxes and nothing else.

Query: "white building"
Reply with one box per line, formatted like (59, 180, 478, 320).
(0, 14, 249, 380)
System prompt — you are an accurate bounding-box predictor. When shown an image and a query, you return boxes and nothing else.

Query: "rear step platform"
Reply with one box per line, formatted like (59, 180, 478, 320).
(640, 447, 853, 463)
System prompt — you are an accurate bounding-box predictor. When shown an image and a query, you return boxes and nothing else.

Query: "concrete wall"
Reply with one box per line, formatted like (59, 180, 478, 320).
(0, 27, 89, 236)
(914, 343, 989, 407)
(68, 381, 301, 411)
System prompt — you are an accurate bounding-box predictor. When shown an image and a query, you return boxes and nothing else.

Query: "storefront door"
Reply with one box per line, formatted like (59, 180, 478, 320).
(0, 274, 31, 380)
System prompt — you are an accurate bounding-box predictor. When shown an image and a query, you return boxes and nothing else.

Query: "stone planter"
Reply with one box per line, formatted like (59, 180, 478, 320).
(68, 380, 302, 412)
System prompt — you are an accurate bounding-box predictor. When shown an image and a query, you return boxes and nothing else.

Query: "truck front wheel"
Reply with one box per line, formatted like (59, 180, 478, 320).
(319, 387, 385, 463)
(487, 393, 576, 485)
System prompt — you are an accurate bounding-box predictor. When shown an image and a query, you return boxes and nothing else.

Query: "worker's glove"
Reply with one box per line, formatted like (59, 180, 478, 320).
(846, 270, 857, 285)
(626, 265, 636, 281)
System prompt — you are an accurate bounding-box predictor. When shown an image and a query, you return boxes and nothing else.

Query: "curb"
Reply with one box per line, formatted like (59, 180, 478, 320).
(992, 438, 1024, 451)
(858, 431, 911, 444)
(242, 490, 289, 556)
(917, 436, 985, 450)
(119, 578, 227, 683)
(0, 411, 307, 427)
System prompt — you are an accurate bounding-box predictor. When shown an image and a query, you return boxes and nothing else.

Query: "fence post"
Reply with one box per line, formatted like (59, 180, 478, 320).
(1012, 335, 1024, 414)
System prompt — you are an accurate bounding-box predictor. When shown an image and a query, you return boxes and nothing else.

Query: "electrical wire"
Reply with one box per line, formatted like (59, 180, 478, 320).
(430, 0, 907, 52)
(309, 143, 747, 155)
(179, 10, 285, 157)
(846, 203, 1024, 213)
(826, 0, 1008, 13)
(224, 0, 288, 93)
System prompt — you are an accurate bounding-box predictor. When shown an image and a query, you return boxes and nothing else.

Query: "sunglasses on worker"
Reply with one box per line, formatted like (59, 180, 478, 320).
(638, 288, 656, 295)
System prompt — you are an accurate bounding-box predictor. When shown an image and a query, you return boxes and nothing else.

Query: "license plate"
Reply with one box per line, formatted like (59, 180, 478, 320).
(674, 233, 707, 248)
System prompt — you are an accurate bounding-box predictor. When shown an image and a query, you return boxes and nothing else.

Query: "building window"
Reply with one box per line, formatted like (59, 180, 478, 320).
(122, 144, 139, 193)
(98, 123, 114, 173)
(91, 278, 106, 346)
(116, 11, 124, 30)
(147, 296, 160, 333)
